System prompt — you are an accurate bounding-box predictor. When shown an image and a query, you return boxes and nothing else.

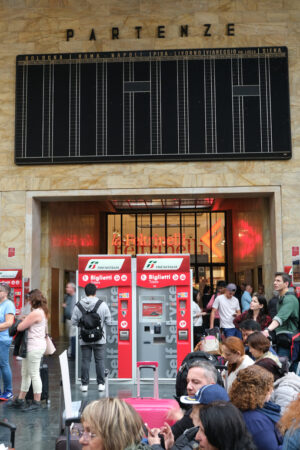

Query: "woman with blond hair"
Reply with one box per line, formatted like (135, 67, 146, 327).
(221, 336, 253, 391)
(79, 398, 152, 450)
(230, 365, 283, 450)
(8, 289, 49, 412)
(279, 395, 300, 449)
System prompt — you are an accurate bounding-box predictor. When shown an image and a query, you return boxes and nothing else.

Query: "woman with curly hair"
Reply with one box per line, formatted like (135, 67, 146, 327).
(247, 331, 283, 381)
(279, 395, 300, 450)
(234, 293, 272, 330)
(221, 336, 254, 391)
(8, 289, 49, 412)
(194, 401, 256, 450)
(230, 365, 283, 450)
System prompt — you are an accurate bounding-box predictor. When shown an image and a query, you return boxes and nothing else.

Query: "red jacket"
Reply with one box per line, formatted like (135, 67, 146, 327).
(234, 311, 272, 330)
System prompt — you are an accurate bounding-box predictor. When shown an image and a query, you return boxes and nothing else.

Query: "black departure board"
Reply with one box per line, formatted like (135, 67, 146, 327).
(15, 47, 291, 165)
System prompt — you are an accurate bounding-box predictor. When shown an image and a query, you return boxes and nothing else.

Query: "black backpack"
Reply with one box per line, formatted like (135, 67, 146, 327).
(176, 351, 224, 399)
(76, 299, 103, 343)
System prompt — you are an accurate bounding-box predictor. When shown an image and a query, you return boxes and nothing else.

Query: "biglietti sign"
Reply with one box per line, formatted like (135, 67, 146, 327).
(15, 47, 291, 165)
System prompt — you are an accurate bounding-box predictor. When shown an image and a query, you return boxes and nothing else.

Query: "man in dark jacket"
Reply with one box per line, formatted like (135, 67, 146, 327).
(171, 361, 219, 440)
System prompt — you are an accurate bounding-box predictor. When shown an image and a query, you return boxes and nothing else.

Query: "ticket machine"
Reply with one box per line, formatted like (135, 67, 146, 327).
(0, 269, 27, 315)
(135, 254, 192, 379)
(76, 255, 133, 382)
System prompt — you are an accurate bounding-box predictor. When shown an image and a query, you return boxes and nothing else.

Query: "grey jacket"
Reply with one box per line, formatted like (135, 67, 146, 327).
(71, 296, 112, 345)
(271, 372, 300, 414)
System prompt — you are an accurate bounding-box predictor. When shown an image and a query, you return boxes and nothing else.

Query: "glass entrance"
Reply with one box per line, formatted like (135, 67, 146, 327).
(107, 210, 227, 289)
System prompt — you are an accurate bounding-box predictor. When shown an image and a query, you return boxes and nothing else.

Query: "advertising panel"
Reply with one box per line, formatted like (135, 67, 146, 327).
(0, 269, 24, 314)
(77, 255, 132, 380)
(136, 254, 192, 378)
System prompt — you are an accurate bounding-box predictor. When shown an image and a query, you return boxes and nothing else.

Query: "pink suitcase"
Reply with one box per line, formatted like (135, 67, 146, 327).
(124, 361, 180, 429)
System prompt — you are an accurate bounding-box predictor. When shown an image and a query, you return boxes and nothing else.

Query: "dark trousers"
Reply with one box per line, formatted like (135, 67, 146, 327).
(81, 344, 105, 385)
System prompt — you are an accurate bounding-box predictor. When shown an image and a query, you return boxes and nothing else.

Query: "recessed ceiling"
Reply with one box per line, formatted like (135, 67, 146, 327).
(111, 198, 214, 211)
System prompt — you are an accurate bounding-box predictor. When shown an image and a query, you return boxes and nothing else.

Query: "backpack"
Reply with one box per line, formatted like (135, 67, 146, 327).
(176, 351, 224, 399)
(76, 299, 103, 343)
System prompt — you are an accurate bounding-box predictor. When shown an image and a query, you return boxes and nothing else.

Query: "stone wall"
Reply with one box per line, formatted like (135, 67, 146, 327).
(0, 0, 300, 283)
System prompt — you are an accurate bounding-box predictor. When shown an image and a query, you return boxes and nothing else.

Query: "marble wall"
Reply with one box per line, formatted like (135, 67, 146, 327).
(0, 0, 300, 310)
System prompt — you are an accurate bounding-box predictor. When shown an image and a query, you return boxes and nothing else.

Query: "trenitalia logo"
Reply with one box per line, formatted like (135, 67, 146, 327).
(143, 258, 183, 271)
(0, 271, 18, 279)
(85, 258, 125, 271)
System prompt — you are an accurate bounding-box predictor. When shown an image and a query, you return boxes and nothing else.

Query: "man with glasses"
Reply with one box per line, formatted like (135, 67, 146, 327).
(0, 283, 15, 401)
(210, 283, 241, 338)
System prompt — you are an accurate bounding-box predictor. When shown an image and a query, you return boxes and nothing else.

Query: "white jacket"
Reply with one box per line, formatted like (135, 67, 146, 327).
(270, 372, 300, 414)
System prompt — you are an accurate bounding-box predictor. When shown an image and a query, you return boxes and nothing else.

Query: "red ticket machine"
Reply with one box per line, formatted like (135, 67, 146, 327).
(0, 269, 24, 315)
(135, 254, 192, 379)
(77, 255, 133, 381)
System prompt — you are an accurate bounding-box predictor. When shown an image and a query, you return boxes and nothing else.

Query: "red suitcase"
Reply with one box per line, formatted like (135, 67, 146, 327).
(124, 361, 180, 429)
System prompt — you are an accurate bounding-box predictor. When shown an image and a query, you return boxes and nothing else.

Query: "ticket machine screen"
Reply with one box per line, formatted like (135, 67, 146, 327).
(142, 303, 163, 319)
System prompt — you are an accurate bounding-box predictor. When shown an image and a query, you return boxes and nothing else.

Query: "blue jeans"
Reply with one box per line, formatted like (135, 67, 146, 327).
(0, 341, 12, 392)
(223, 328, 242, 339)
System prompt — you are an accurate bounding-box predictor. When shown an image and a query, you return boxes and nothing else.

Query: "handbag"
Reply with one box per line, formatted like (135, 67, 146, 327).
(44, 334, 56, 356)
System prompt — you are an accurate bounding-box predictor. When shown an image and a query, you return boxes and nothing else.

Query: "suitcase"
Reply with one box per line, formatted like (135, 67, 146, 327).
(25, 363, 49, 402)
(124, 361, 180, 429)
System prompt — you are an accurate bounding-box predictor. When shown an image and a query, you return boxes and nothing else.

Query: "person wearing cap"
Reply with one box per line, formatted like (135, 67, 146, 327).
(0, 283, 16, 401)
(210, 283, 241, 338)
(148, 384, 229, 450)
(171, 361, 219, 441)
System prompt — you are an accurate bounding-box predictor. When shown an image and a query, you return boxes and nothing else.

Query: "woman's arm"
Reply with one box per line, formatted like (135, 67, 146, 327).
(17, 309, 43, 331)
(234, 311, 247, 328)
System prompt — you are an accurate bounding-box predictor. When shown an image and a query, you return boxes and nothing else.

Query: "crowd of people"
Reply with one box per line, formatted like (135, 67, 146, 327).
(0, 270, 299, 449)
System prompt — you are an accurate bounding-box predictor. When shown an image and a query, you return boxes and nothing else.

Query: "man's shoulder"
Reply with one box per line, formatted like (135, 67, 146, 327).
(2, 299, 15, 313)
(282, 293, 299, 304)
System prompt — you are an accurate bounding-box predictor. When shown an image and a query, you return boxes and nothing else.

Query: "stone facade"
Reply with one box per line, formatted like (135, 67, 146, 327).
(0, 0, 299, 322)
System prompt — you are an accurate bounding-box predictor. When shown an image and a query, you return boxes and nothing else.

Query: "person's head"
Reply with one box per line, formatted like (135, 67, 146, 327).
(0, 283, 10, 301)
(216, 280, 226, 295)
(246, 332, 270, 360)
(186, 361, 218, 396)
(193, 288, 200, 304)
(25, 289, 38, 305)
(85, 283, 97, 297)
(249, 294, 268, 315)
(230, 365, 274, 411)
(194, 401, 256, 450)
(80, 398, 144, 450)
(258, 284, 265, 295)
(279, 395, 300, 435)
(245, 284, 253, 294)
(30, 289, 49, 318)
(222, 337, 245, 368)
(66, 282, 76, 295)
(224, 283, 237, 299)
(239, 319, 261, 343)
(274, 272, 291, 293)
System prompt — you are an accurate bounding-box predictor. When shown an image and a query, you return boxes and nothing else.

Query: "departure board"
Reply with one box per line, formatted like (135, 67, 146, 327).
(15, 47, 291, 165)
